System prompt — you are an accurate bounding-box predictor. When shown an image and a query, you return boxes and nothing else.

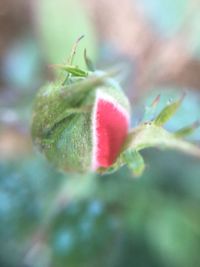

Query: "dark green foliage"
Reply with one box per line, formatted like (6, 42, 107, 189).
(1, 151, 200, 267)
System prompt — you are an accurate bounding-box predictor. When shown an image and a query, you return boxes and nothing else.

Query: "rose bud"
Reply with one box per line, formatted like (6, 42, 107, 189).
(31, 67, 131, 173)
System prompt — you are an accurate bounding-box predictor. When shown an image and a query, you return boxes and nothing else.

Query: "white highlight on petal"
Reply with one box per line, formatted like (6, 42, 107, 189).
(91, 89, 130, 171)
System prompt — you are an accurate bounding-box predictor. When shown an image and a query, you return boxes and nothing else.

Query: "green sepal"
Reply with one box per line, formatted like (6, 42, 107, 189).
(174, 121, 200, 138)
(154, 94, 184, 126)
(97, 150, 145, 177)
(84, 49, 95, 71)
(122, 150, 145, 177)
(41, 107, 92, 137)
(97, 156, 124, 175)
(59, 70, 124, 105)
(54, 64, 88, 77)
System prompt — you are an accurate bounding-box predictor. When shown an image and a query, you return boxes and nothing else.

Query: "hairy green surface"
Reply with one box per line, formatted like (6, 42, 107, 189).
(31, 73, 130, 172)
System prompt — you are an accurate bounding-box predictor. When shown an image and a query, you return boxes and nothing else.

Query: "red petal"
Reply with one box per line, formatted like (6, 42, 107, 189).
(92, 93, 129, 169)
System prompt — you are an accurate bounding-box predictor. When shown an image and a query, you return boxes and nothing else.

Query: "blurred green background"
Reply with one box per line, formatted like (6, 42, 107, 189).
(0, 0, 200, 266)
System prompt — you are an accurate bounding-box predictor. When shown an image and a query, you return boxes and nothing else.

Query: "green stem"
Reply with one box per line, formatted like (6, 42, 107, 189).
(124, 123, 200, 158)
